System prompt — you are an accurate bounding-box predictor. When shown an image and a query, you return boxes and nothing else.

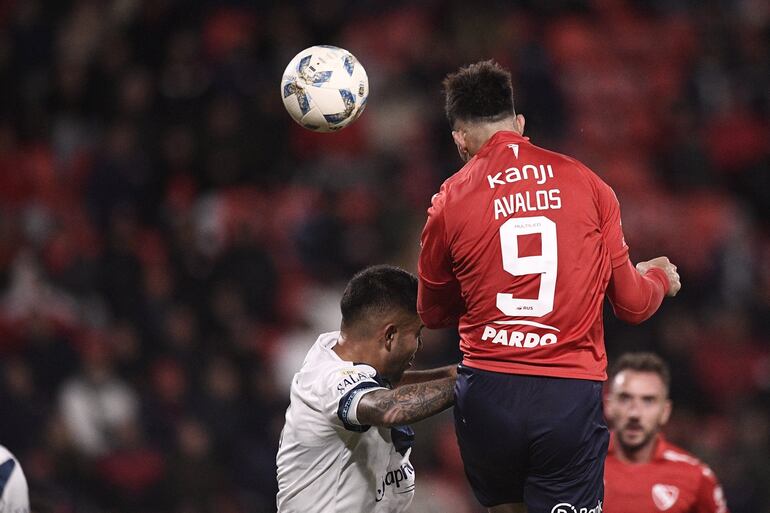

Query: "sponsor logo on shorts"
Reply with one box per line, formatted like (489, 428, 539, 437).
(551, 500, 602, 513)
(375, 462, 415, 502)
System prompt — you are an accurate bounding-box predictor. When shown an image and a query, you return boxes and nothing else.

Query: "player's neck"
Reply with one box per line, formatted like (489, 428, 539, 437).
(466, 119, 519, 156)
(332, 332, 379, 370)
(617, 436, 659, 464)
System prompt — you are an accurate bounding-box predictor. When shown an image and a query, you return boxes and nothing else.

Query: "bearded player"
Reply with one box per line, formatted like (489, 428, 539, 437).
(417, 60, 681, 513)
(605, 352, 729, 513)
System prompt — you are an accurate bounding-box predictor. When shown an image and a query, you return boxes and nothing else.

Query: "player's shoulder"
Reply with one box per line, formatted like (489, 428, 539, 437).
(523, 139, 578, 163)
(488, 135, 606, 186)
(0, 444, 20, 474)
(292, 333, 344, 390)
(428, 167, 471, 218)
(659, 439, 703, 466)
(440, 159, 476, 194)
(534, 143, 606, 184)
(293, 332, 381, 397)
(659, 439, 716, 479)
(0, 445, 14, 462)
(0, 444, 26, 493)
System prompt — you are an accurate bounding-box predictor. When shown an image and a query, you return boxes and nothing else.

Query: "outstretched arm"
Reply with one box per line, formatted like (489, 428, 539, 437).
(356, 376, 455, 428)
(397, 365, 457, 386)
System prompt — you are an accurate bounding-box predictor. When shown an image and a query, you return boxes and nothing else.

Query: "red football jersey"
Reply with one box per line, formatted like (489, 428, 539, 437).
(418, 131, 668, 380)
(604, 435, 729, 513)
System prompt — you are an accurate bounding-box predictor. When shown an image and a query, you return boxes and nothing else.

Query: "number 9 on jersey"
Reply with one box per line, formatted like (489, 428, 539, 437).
(497, 216, 557, 318)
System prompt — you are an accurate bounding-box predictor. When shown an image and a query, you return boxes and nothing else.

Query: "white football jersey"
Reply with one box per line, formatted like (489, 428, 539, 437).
(0, 445, 29, 513)
(276, 332, 416, 513)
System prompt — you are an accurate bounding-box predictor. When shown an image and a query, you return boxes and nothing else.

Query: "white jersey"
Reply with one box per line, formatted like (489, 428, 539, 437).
(0, 445, 29, 513)
(276, 332, 416, 513)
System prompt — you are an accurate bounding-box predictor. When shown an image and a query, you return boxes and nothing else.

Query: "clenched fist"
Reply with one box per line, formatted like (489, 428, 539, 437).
(636, 257, 681, 297)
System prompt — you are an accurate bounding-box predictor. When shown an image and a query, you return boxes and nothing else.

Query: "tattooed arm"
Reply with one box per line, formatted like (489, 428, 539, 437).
(397, 364, 458, 386)
(355, 376, 455, 428)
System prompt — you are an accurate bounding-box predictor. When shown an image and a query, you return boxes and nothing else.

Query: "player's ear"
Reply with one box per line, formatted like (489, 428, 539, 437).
(661, 399, 672, 426)
(515, 113, 526, 135)
(383, 324, 397, 351)
(452, 129, 470, 161)
(452, 129, 466, 149)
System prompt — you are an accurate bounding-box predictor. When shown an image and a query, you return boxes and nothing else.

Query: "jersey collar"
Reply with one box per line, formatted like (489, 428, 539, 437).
(652, 433, 670, 461)
(476, 131, 530, 158)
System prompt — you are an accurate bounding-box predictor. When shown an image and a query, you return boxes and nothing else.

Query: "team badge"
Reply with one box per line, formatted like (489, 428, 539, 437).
(652, 484, 679, 511)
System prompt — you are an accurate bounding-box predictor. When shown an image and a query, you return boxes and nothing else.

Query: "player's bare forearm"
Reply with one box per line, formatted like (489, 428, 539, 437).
(356, 376, 455, 427)
(397, 365, 457, 386)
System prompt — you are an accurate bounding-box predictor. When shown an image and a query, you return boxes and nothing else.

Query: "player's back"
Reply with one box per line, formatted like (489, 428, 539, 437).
(433, 131, 628, 380)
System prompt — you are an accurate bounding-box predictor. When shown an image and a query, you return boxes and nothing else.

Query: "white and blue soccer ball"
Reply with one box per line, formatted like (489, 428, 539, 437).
(281, 45, 369, 132)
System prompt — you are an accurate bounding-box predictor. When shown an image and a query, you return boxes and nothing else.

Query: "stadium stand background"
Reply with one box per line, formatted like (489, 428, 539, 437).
(0, 0, 767, 511)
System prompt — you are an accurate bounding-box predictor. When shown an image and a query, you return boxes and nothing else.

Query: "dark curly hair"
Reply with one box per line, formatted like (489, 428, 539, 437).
(443, 60, 515, 127)
(340, 265, 417, 329)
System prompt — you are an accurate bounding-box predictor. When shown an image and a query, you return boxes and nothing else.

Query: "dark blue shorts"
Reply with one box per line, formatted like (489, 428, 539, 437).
(454, 365, 609, 513)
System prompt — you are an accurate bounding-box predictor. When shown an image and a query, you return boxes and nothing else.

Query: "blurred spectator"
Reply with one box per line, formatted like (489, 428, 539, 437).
(58, 336, 138, 458)
(0, 359, 47, 456)
(164, 418, 227, 513)
(94, 420, 166, 510)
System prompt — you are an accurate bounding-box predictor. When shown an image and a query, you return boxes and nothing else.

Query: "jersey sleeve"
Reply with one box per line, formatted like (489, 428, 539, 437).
(596, 179, 630, 269)
(606, 259, 669, 324)
(694, 466, 730, 513)
(593, 173, 670, 324)
(321, 364, 387, 432)
(417, 187, 465, 328)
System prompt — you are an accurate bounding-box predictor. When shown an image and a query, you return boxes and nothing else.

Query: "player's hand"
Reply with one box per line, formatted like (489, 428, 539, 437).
(636, 257, 681, 297)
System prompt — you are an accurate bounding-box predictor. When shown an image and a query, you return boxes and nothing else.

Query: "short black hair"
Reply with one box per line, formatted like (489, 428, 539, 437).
(609, 352, 671, 392)
(340, 265, 418, 329)
(443, 60, 515, 127)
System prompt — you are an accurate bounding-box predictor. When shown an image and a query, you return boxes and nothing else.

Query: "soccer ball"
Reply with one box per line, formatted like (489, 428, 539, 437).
(280, 45, 369, 132)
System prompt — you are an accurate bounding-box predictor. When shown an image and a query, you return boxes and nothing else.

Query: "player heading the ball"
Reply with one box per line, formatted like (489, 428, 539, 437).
(417, 59, 681, 513)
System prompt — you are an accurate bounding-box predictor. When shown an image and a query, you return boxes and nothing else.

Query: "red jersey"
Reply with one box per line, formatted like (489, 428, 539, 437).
(418, 131, 669, 380)
(604, 435, 729, 513)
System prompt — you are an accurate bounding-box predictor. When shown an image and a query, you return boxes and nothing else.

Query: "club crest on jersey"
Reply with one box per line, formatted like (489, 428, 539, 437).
(652, 484, 679, 511)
